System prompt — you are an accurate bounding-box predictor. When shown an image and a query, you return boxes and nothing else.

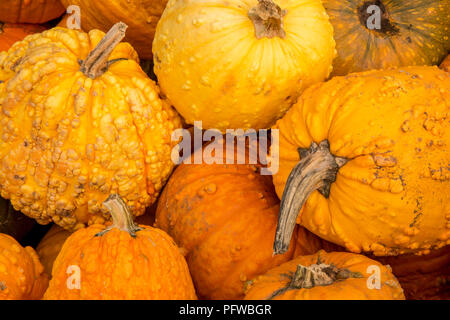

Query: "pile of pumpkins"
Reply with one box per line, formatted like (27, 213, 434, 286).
(0, 0, 449, 300)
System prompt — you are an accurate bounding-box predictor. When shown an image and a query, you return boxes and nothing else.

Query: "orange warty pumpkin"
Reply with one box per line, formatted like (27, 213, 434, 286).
(0, 22, 46, 52)
(60, 0, 168, 59)
(155, 141, 296, 300)
(244, 250, 405, 300)
(36, 224, 71, 277)
(0, 0, 65, 24)
(323, 0, 450, 76)
(43, 194, 197, 300)
(0, 23, 182, 230)
(0, 233, 49, 300)
(272, 66, 450, 257)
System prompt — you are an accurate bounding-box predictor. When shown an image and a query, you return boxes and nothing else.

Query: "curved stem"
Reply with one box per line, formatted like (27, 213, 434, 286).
(96, 194, 142, 237)
(79, 22, 128, 79)
(248, 0, 287, 39)
(273, 140, 347, 255)
(267, 255, 362, 299)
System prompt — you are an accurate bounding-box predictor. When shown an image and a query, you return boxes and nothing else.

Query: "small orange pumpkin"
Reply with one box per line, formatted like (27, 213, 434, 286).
(0, 233, 49, 300)
(155, 140, 296, 299)
(244, 250, 405, 300)
(43, 194, 197, 300)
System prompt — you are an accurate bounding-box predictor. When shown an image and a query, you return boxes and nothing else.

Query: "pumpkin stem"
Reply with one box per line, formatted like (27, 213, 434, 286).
(0, 22, 4, 34)
(248, 0, 287, 39)
(97, 194, 142, 237)
(79, 22, 128, 79)
(267, 255, 362, 299)
(273, 140, 347, 255)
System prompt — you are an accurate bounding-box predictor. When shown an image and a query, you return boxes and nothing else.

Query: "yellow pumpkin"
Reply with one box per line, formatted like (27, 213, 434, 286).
(271, 66, 450, 257)
(153, 0, 336, 132)
(0, 24, 182, 230)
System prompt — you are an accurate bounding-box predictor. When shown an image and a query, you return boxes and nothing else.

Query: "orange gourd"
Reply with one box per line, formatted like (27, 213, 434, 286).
(0, 22, 46, 52)
(0, 233, 49, 299)
(244, 250, 405, 300)
(272, 66, 450, 257)
(0, 23, 182, 230)
(155, 141, 296, 299)
(43, 194, 197, 300)
(0, 0, 65, 24)
(60, 0, 168, 59)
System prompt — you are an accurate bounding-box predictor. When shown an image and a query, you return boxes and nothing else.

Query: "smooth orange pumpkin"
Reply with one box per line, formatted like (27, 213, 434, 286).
(0, 0, 65, 24)
(244, 250, 405, 300)
(155, 140, 296, 299)
(43, 194, 197, 300)
(0, 22, 46, 52)
(0, 233, 49, 299)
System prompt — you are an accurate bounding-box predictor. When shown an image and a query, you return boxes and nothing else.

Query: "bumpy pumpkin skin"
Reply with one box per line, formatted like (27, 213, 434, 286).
(244, 250, 405, 300)
(0, 0, 65, 24)
(0, 27, 182, 231)
(0, 22, 47, 52)
(43, 220, 197, 299)
(0, 233, 49, 300)
(441, 54, 450, 72)
(323, 0, 450, 76)
(153, 0, 336, 132)
(60, 0, 168, 59)
(36, 224, 71, 277)
(155, 143, 297, 300)
(272, 66, 450, 256)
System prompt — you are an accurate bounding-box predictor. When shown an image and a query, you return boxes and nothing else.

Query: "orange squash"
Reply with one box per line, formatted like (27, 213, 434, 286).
(43, 194, 197, 300)
(0, 0, 65, 24)
(36, 224, 71, 277)
(155, 140, 296, 299)
(0, 233, 49, 299)
(272, 66, 450, 257)
(60, 0, 168, 59)
(244, 250, 405, 300)
(0, 23, 182, 231)
(0, 22, 46, 52)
